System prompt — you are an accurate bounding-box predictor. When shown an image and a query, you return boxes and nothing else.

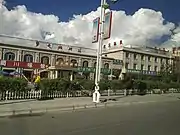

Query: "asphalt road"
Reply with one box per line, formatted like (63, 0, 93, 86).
(0, 100, 180, 135)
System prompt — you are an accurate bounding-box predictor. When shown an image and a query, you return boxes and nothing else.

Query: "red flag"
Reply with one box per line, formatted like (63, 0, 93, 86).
(35, 41, 39, 47)
(58, 45, 62, 50)
(108, 43, 111, 48)
(120, 40, 123, 45)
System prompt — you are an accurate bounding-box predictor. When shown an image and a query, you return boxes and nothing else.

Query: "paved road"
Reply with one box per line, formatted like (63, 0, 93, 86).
(0, 94, 180, 116)
(0, 99, 180, 135)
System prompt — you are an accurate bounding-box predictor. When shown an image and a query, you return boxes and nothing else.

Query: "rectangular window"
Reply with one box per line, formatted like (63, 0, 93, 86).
(154, 66, 157, 72)
(141, 55, 144, 60)
(148, 56, 151, 61)
(141, 64, 144, 70)
(148, 65, 151, 71)
(126, 52, 129, 58)
(125, 63, 129, 69)
(155, 57, 157, 63)
(133, 64, 137, 69)
(134, 54, 137, 60)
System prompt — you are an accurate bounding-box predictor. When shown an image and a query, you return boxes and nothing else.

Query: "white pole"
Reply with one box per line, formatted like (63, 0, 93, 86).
(93, 0, 106, 103)
(0, 2, 3, 34)
(98, 0, 106, 82)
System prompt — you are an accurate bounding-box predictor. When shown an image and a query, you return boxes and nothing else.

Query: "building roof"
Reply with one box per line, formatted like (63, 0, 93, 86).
(0, 34, 114, 60)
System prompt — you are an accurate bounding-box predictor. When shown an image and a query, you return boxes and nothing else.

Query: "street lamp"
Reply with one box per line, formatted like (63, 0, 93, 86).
(93, 0, 119, 103)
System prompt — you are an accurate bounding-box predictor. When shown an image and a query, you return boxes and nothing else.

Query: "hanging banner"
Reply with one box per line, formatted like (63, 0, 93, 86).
(92, 17, 100, 43)
(104, 11, 112, 40)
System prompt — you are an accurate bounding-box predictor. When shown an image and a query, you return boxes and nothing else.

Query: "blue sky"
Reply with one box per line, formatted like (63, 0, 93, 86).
(5, 0, 180, 22)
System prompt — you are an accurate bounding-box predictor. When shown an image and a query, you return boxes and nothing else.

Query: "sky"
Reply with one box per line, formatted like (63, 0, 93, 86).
(0, 0, 180, 49)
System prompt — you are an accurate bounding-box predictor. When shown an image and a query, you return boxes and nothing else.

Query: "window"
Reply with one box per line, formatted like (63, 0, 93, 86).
(155, 57, 157, 63)
(161, 58, 163, 63)
(126, 52, 129, 58)
(41, 56, 49, 65)
(133, 64, 137, 69)
(141, 55, 144, 60)
(94, 62, 97, 67)
(154, 66, 157, 72)
(104, 63, 109, 69)
(125, 63, 129, 69)
(24, 54, 33, 62)
(134, 54, 137, 60)
(71, 59, 78, 67)
(56, 58, 64, 65)
(166, 59, 168, 65)
(148, 56, 151, 61)
(4, 52, 15, 60)
(148, 65, 151, 71)
(83, 61, 88, 67)
(141, 64, 144, 70)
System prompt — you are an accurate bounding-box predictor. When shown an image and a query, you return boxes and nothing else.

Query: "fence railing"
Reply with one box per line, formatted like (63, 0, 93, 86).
(0, 90, 82, 101)
(0, 89, 179, 101)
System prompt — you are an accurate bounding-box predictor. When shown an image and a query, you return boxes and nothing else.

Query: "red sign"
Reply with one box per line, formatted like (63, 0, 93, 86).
(0, 60, 46, 69)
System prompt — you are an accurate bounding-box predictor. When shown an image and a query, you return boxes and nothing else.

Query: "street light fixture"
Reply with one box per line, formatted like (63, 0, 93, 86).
(93, 0, 119, 103)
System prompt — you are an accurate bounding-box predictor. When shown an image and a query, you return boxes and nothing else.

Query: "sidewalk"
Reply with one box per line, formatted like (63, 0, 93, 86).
(0, 94, 179, 117)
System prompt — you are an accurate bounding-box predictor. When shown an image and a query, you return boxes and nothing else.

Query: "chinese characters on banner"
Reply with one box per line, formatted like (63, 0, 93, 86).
(92, 11, 112, 43)
(0, 60, 46, 69)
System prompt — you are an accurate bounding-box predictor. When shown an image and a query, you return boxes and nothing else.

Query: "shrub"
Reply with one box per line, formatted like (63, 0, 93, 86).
(0, 77, 27, 92)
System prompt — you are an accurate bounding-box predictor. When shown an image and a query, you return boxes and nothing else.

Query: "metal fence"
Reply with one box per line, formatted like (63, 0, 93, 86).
(0, 89, 179, 101)
(0, 90, 82, 101)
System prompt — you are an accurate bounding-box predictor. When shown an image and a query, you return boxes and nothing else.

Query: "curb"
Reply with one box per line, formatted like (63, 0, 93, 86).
(0, 99, 179, 118)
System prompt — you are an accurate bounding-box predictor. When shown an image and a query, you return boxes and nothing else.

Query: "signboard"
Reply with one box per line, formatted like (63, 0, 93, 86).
(0, 60, 46, 69)
(74, 67, 111, 75)
(127, 69, 157, 76)
(113, 59, 122, 65)
(92, 17, 100, 43)
(104, 12, 112, 40)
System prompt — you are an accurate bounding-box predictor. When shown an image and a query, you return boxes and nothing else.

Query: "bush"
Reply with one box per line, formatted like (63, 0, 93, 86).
(0, 77, 27, 92)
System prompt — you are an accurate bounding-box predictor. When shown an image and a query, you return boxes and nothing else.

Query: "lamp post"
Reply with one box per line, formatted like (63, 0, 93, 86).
(93, 0, 118, 103)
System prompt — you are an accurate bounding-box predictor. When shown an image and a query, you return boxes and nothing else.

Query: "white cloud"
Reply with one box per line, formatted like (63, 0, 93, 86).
(0, 1, 177, 49)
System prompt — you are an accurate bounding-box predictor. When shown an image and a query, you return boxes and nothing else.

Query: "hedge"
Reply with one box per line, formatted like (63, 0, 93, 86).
(0, 77, 27, 92)
(0, 77, 180, 92)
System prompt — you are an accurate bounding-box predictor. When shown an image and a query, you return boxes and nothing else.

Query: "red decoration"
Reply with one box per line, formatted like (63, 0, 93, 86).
(120, 40, 123, 45)
(0, 60, 46, 69)
(58, 45, 62, 50)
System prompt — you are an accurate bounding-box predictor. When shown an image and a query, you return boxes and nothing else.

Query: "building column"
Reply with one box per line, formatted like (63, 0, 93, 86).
(49, 70, 56, 79)
(55, 70, 58, 79)
(51, 54, 56, 66)
(35, 52, 40, 63)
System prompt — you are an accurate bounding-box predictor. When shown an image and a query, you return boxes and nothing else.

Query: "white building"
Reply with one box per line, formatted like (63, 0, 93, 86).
(102, 41, 173, 79)
(0, 35, 122, 80)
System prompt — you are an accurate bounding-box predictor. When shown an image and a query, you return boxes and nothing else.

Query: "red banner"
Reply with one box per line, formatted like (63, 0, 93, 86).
(0, 60, 45, 69)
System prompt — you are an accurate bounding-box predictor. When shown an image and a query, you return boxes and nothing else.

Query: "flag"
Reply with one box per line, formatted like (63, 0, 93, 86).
(120, 40, 122, 44)
(68, 47, 72, 51)
(47, 43, 52, 49)
(78, 48, 81, 53)
(35, 41, 39, 47)
(58, 45, 62, 50)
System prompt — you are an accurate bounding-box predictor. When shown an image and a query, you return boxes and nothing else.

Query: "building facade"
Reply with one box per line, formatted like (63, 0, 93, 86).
(0, 35, 122, 81)
(103, 41, 173, 79)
